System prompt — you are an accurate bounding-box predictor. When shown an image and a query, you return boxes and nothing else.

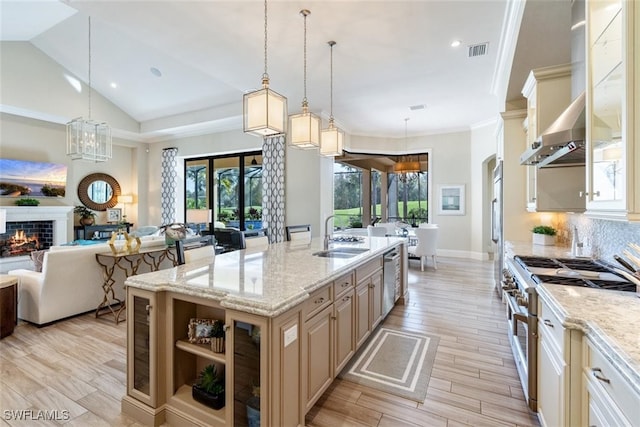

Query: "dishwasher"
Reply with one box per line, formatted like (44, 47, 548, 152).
(383, 248, 401, 316)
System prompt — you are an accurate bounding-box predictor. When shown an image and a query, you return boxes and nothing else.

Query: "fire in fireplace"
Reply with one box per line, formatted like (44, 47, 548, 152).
(0, 220, 53, 258)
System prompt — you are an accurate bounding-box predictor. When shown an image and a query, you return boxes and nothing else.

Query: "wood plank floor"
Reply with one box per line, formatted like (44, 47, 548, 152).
(0, 257, 540, 426)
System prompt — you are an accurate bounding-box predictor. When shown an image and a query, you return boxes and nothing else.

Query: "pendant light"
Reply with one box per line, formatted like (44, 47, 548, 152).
(243, 0, 288, 137)
(394, 118, 421, 182)
(320, 41, 344, 157)
(288, 9, 321, 149)
(66, 16, 112, 162)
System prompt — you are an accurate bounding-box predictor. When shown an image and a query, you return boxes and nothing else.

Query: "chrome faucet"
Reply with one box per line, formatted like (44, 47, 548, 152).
(571, 226, 583, 256)
(323, 214, 335, 250)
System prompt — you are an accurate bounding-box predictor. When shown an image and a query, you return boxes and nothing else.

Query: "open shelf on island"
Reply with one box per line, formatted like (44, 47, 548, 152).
(169, 384, 226, 425)
(175, 339, 226, 363)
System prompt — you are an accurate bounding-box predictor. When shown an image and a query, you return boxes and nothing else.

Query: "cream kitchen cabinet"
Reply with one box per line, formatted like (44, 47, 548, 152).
(585, 0, 640, 221)
(537, 297, 583, 427)
(354, 257, 384, 348)
(583, 339, 640, 427)
(520, 64, 586, 212)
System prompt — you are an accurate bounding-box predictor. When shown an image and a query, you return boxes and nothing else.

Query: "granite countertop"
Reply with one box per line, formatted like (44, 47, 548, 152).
(536, 284, 640, 395)
(125, 236, 404, 317)
(506, 240, 573, 259)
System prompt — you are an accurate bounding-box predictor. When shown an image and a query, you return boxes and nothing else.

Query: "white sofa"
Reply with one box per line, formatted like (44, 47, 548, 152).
(8, 236, 172, 326)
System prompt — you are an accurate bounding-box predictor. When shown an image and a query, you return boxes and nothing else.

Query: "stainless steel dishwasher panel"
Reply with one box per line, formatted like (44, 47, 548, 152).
(383, 248, 401, 316)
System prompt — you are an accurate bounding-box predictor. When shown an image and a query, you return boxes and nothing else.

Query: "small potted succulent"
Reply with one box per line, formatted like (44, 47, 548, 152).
(192, 364, 225, 410)
(210, 319, 225, 353)
(532, 225, 557, 246)
(74, 205, 97, 226)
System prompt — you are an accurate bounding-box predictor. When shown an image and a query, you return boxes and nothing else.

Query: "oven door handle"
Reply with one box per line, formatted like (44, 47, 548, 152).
(513, 312, 528, 336)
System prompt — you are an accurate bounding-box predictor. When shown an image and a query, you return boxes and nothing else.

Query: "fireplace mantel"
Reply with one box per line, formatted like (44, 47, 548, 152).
(0, 205, 73, 273)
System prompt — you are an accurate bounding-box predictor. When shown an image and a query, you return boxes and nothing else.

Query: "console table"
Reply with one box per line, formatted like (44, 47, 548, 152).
(75, 223, 133, 241)
(94, 246, 177, 323)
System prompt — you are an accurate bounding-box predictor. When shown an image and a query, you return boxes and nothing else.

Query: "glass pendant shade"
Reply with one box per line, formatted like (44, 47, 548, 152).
(320, 119, 344, 157)
(289, 104, 321, 148)
(66, 117, 112, 162)
(243, 77, 288, 136)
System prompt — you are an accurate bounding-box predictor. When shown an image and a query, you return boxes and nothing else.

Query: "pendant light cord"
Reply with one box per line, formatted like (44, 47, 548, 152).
(302, 11, 308, 104)
(329, 41, 336, 120)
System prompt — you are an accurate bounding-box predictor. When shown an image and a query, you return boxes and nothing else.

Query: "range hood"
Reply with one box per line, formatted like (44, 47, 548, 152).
(519, 92, 586, 168)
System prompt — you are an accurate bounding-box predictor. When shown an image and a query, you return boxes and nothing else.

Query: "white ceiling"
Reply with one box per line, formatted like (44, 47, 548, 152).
(0, 0, 572, 142)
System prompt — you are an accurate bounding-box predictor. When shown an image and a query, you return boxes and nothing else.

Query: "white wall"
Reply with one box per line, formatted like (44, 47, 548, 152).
(0, 113, 144, 241)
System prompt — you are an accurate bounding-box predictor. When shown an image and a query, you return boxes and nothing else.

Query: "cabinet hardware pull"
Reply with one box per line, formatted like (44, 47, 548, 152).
(343, 296, 351, 301)
(591, 368, 610, 383)
(342, 282, 349, 287)
(543, 319, 554, 327)
(315, 297, 325, 304)
(145, 304, 151, 312)
(580, 191, 601, 198)
(331, 315, 337, 320)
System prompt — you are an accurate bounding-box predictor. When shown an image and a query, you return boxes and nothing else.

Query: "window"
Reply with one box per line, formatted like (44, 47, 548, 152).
(333, 163, 362, 229)
(185, 152, 263, 232)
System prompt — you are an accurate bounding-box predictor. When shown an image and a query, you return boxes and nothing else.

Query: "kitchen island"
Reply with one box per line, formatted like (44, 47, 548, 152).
(121, 236, 407, 427)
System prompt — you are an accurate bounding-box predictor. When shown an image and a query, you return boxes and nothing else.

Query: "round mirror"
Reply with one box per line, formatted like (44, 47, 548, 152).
(77, 173, 121, 211)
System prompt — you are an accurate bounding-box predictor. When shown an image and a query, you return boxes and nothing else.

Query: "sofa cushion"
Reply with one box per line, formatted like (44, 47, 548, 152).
(30, 250, 47, 272)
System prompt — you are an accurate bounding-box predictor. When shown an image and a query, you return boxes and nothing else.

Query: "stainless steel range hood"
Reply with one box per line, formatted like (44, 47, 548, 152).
(519, 92, 586, 168)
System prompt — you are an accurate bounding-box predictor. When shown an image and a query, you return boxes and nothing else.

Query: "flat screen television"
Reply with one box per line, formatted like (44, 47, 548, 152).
(0, 158, 68, 197)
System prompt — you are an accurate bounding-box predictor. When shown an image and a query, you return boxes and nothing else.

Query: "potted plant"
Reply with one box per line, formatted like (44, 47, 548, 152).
(532, 225, 557, 246)
(74, 205, 96, 226)
(14, 198, 39, 206)
(192, 364, 225, 410)
(210, 319, 225, 353)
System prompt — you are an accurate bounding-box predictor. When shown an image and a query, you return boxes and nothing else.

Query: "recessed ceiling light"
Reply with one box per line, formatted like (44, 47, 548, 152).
(110, 82, 118, 89)
(451, 40, 461, 47)
(150, 67, 162, 77)
(409, 104, 426, 111)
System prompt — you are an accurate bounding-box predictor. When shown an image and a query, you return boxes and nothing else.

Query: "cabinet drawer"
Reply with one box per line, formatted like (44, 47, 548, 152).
(538, 299, 565, 353)
(333, 273, 354, 298)
(586, 340, 640, 425)
(355, 257, 382, 284)
(305, 286, 332, 320)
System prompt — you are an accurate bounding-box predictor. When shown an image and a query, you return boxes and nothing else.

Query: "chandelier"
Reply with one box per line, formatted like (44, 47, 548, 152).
(394, 118, 421, 182)
(320, 41, 344, 157)
(289, 9, 321, 149)
(66, 16, 112, 162)
(243, 0, 288, 137)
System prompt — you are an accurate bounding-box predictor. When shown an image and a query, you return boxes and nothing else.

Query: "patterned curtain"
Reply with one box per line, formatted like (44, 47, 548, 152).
(161, 147, 179, 225)
(261, 135, 286, 243)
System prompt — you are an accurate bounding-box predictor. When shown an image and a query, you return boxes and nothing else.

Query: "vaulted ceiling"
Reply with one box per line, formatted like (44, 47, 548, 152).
(0, 0, 571, 142)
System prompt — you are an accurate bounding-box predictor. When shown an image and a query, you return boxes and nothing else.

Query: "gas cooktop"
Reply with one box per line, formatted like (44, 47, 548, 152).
(514, 255, 637, 292)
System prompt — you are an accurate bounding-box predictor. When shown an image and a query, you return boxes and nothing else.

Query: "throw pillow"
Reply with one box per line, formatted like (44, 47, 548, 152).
(30, 249, 47, 272)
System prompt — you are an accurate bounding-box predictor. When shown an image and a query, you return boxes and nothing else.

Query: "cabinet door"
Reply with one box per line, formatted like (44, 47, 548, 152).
(538, 335, 565, 427)
(127, 288, 157, 406)
(355, 281, 371, 348)
(334, 289, 355, 375)
(305, 305, 333, 410)
(370, 272, 383, 330)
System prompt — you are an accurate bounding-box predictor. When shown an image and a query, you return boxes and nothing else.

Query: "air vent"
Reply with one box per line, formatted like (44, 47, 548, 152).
(468, 42, 489, 57)
(409, 104, 425, 111)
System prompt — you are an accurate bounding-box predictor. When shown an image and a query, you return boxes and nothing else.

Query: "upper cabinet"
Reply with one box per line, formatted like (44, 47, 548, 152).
(586, 0, 639, 220)
(521, 65, 585, 212)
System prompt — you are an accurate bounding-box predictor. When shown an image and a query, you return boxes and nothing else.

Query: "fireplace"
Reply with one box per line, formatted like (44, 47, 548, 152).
(0, 206, 73, 273)
(0, 220, 53, 257)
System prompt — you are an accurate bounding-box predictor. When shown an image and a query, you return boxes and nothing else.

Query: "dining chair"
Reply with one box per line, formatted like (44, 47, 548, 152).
(244, 235, 270, 250)
(289, 230, 312, 244)
(418, 222, 438, 228)
(407, 227, 438, 271)
(367, 225, 387, 237)
(175, 235, 215, 265)
(286, 224, 311, 241)
(374, 222, 396, 236)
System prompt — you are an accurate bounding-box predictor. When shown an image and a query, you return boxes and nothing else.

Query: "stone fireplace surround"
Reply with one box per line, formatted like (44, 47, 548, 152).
(0, 206, 73, 273)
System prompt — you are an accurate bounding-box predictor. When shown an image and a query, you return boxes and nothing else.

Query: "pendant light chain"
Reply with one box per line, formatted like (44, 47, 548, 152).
(263, 0, 268, 79)
(88, 16, 92, 120)
(302, 10, 308, 104)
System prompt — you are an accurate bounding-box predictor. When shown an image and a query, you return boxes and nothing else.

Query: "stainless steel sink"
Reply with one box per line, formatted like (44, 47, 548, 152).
(312, 247, 369, 258)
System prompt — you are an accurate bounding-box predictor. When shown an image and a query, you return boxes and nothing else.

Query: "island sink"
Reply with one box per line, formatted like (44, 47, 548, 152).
(312, 247, 370, 258)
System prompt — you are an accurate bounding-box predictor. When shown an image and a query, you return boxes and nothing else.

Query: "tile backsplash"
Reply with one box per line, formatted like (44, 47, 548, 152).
(565, 214, 640, 265)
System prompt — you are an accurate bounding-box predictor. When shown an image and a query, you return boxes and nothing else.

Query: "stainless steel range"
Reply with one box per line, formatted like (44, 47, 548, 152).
(502, 255, 637, 412)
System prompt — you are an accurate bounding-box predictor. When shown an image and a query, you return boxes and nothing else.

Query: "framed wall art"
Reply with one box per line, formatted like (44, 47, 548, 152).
(106, 208, 122, 223)
(438, 184, 465, 215)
